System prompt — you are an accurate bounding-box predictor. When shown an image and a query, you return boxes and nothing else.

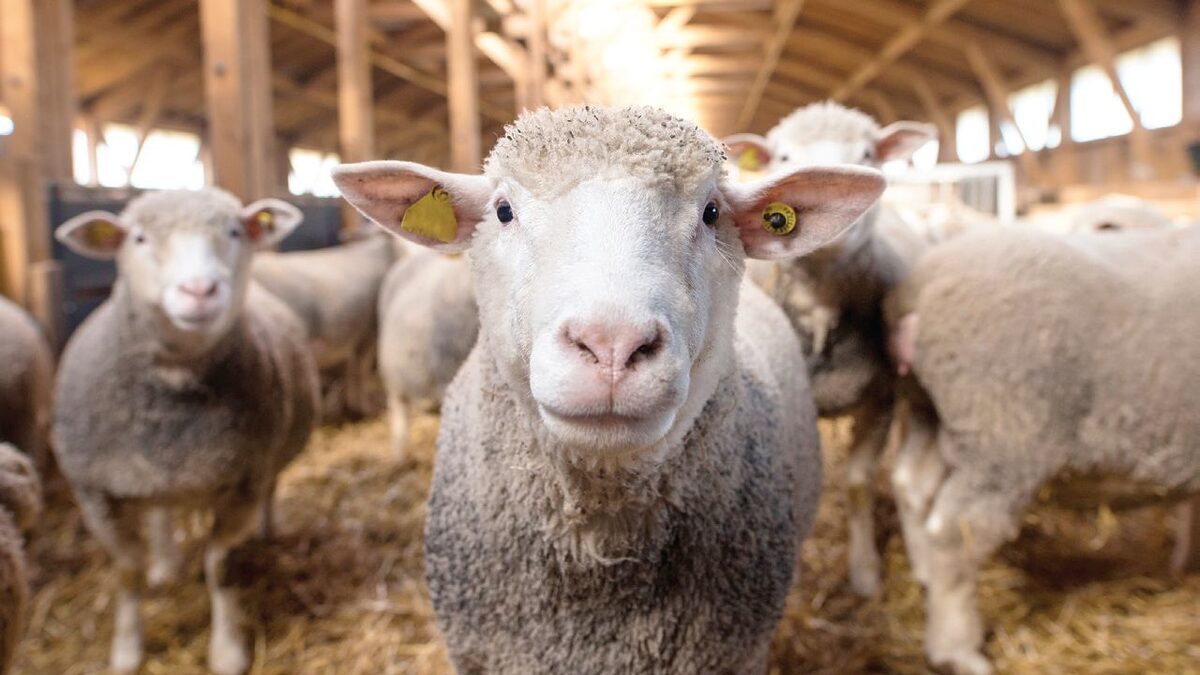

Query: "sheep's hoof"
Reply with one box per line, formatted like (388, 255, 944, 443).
(208, 630, 250, 675)
(110, 631, 143, 674)
(930, 649, 993, 675)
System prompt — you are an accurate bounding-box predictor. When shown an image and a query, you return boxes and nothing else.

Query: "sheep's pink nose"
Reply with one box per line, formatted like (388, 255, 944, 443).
(178, 278, 218, 299)
(564, 319, 665, 377)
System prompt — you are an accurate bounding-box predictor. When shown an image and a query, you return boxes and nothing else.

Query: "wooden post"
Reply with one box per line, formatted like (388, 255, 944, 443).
(527, 0, 547, 109)
(200, 0, 278, 202)
(336, 0, 375, 164)
(911, 74, 956, 162)
(0, 0, 75, 329)
(447, 0, 481, 172)
(1184, 0, 1200, 134)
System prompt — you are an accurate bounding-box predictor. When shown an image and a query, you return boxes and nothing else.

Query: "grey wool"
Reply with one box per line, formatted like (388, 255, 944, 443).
(0, 442, 41, 675)
(377, 250, 478, 457)
(425, 283, 820, 675)
(0, 296, 54, 466)
(889, 225, 1200, 675)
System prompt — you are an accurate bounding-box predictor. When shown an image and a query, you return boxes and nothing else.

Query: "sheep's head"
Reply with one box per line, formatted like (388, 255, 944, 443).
(336, 106, 884, 459)
(56, 189, 302, 352)
(726, 101, 936, 174)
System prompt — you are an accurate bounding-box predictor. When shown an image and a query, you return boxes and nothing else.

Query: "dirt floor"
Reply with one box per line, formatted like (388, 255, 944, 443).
(14, 415, 1200, 674)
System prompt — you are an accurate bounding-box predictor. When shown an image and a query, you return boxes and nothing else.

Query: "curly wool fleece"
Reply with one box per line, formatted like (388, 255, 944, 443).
(485, 105, 727, 196)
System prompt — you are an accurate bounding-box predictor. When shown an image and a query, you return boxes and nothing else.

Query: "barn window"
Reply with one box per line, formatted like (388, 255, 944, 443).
(288, 148, 341, 198)
(71, 128, 91, 185)
(1071, 37, 1182, 142)
(956, 105, 990, 164)
(0, 111, 12, 136)
(1008, 79, 1061, 153)
(91, 124, 205, 190)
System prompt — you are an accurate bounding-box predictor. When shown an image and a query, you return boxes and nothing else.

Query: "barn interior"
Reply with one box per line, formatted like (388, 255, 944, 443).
(0, 1, 1198, 673)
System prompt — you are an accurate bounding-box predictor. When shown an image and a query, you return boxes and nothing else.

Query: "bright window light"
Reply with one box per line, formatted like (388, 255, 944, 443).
(1010, 79, 1059, 152)
(288, 148, 341, 198)
(130, 129, 205, 190)
(956, 106, 990, 164)
(72, 128, 92, 185)
(97, 124, 139, 187)
(1071, 64, 1134, 142)
(0, 114, 12, 136)
(1116, 36, 1182, 130)
(998, 121, 1025, 156)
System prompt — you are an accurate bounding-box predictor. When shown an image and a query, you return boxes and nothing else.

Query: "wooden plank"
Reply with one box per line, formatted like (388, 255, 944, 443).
(965, 43, 1043, 181)
(1184, 0, 1200, 132)
(448, 0, 481, 172)
(736, 0, 804, 130)
(201, 0, 278, 201)
(866, 90, 897, 125)
(527, 0, 547, 109)
(911, 73, 956, 161)
(831, 0, 972, 102)
(336, 0, 375, 163)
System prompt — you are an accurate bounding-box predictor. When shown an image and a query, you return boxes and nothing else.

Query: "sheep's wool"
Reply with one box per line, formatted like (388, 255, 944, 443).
(767, 101, 879, 145)
(121, 188, 241, 233)
(485, 105, 726, 196)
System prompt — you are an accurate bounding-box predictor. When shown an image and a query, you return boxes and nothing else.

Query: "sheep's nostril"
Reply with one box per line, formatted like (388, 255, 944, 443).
(628, 333, 663, 366)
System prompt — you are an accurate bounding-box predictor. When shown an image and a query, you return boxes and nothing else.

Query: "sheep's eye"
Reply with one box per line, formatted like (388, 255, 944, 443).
(495, 200, 514, 224)
(133, 232, 147, 245)
(228, 226, 242, 239)
(780, 154, 789, 162)
(702, 201, 719, 226)
(863, 149, 875, 162)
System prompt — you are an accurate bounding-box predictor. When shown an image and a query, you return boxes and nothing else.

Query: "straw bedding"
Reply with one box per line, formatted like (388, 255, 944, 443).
(14, 415, 1199, 674)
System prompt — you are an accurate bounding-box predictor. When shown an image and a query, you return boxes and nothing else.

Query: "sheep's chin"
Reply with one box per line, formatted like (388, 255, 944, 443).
(537, 406, 678, 457)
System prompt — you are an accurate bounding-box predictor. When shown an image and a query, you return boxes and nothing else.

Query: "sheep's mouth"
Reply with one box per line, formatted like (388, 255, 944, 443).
(537, 405, 677, 451)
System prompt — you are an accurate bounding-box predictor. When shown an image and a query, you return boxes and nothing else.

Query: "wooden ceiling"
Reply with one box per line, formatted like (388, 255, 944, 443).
(62, 0, 1189, 168)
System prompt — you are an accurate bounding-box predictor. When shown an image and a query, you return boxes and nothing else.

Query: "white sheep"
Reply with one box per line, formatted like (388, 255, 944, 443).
(0, 442, 40, 675)
(727, 101, 936, 596)
(51, 189, 320, 675)
(888, 224, 1200, 675)
(334, 105, 885, 674)
(0, 296, 54, 467)
(252, 232, 399, 421)
(377, 250, 478, 457)
(1023, 194, 1175, 234)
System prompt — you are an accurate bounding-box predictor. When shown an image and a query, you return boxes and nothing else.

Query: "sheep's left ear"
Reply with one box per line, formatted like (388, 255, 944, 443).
(55, 211, 127, 260)
(726, 166, 886, 260)
(723, 133, 772, 172)
(874, 121, 937, 163)
(240, 198, 303, 250)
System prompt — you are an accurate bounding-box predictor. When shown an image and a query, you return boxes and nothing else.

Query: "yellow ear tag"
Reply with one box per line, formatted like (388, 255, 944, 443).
(400, 185, 458, 243)
(738, 149, 761, 172)
(85, 220, 122, 248)
(762, 202, 797, 236)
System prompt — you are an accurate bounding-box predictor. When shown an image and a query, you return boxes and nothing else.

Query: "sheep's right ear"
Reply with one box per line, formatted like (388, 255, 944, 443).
(55, 211, 127, 260)
(332, 161, 492, 252)
(724, 133, 772, 172)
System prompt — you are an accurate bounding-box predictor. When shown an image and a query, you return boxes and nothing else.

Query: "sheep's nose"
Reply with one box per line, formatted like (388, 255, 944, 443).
(178, 278, 218, 299)
(563, 318, 666, 378)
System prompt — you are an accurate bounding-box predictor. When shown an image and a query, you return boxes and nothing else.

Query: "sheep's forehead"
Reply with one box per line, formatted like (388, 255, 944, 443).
(485, 105, 726, 197)
(121, 189, 241, 234)
(767, 102, 880, 147)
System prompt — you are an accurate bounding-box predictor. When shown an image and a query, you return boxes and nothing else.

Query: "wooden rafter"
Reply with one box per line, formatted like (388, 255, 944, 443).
(964, 43, 1042, 181)
(910, 72, 956, 160)
(447, 0, 481, 172)
(736, 0, 804, 130)
(336, 0, 374, 163)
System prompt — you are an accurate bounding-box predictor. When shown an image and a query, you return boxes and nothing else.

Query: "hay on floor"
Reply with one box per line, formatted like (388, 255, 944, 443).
(15, 415, 1200, 674)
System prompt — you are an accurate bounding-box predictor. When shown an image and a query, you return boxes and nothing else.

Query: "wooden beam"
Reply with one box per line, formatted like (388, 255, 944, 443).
(368, 1, 428, 29)
(866, 90, 897, 125)
(527, 0, 548, 109)
(831, 0, 972, 102)
(201, 0, 278, 201)
(1056, 0, 1153, 174)
(911, 73, 956, 161)
(965, 43, 1042, 181)
(736, 0, 804, 131)
(448, 0, 481, 172)
(1183, 0, 1200, 132)
(127, 68, 171, 176)
(336, 0, 375, 163)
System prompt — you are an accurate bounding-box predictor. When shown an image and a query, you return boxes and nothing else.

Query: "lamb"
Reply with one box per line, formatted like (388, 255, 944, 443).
(333, 105, 885, 674)
(887, 224, 1200, 675)
(377, 249, 478, 457)
(51, 189, 319, 675)
(727, 101, 936, 596)
(0, 295, 54, 467)
(252, 231, 399, 420)
(0, 442, 41, 675)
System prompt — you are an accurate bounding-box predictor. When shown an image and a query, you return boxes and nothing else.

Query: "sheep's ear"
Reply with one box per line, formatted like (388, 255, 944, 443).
(56, 211, 127, 260)
(241, 198, 303, 250)
(726, 166, 886, 260)
(331, 160, 491, 252)
(723, 133, 772, 172)
(874, 121, 937, 163)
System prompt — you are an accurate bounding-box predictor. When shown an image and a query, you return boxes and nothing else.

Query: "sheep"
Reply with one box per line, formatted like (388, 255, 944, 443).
(51, 189, 320, 675)
(252, 231, 399, 421)
(1023, 194, 1175, 234)
(0, 442, 40, 675)
(377, 249, 478, 457)
(887, 224, 1200, 675)
(333, 105, 886, 674)
(727, 101, 937, 596)
(0, 295, 54, 468)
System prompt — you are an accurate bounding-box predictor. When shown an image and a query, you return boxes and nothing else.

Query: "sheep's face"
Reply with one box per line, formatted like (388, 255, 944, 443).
(336, 136, 885, 458)
(56, 191, 302, 351)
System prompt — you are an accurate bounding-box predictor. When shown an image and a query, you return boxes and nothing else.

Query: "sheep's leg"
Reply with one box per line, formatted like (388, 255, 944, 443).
(1170, 496, 1200, 575)
(890, 401, 944, 587)
(144, 506, 182, 589)
(77, 492, 145, 675)
(846, 403, 891, 597)
(257, 478, 277, 540)
(388, 392, 410, 460)
(922, 470, 1024, 675)
(207, 499, 259, 675)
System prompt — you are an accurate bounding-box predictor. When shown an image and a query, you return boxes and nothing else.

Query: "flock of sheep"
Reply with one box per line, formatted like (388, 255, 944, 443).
(0, 101, 1194, 675)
